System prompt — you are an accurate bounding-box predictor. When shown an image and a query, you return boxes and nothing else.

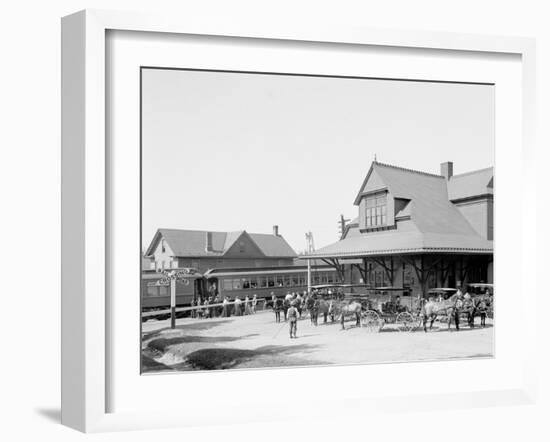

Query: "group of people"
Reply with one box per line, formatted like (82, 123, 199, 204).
(271, 291, 329, 338)
(426, 288, 492, 330)
(452, 288, 492, 329)
(189, 294, 259, 319)
(271, 291, 307, 323)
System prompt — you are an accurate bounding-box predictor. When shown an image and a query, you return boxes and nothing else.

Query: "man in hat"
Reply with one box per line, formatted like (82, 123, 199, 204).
(287, 302, 299, 338)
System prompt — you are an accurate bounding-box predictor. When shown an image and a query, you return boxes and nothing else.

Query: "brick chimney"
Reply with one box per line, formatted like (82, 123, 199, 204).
(273, 225, 279, 236)
(205, 231, 213, 252)
(440, 161, 454, 180)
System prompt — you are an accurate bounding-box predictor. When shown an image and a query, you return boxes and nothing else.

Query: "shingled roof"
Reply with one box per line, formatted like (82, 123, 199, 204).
(303, 161, 493, 259)
(145, 228, 297, 258)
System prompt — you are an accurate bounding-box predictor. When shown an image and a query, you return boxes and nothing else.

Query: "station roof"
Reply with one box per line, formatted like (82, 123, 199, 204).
(447, 167, 493, 201)
(302, 161, 493, 260)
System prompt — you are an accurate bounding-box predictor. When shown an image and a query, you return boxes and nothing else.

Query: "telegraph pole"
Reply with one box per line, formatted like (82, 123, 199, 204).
(305, 232, 315, 295)
(338, 214, 350, 239)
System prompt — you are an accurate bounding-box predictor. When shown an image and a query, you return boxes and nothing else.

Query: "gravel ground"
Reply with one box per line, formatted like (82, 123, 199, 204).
(141, 310, 494, 373)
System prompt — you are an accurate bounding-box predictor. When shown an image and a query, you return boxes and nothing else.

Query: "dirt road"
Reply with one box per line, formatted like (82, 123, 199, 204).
(141, 311, 493, 372)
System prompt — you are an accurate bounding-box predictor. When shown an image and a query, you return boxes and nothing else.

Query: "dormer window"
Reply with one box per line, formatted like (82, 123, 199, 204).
(365, 192, 387, 227)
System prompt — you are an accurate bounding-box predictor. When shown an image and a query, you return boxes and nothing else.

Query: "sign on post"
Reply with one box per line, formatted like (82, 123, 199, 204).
(157, 268, 198, 329)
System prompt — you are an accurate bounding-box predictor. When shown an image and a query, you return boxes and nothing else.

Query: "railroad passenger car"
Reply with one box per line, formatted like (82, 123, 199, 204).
(141, 265, 340, 311)
(141, 270, 203, 310)
(203, 265, 340, 302)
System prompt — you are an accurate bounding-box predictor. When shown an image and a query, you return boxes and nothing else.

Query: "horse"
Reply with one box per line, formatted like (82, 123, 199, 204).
(329, 300, 362, 330)
(421, 293, 461, 332)
(470, 294, 493, 328)
(318, 299, 333, 323)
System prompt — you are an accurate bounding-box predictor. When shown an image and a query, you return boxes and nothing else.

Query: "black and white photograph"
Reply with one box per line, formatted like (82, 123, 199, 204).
(140, 68, 495, 373)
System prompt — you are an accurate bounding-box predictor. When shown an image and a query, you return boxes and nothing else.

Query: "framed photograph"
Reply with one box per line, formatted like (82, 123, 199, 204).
(61, 9, 537, 432)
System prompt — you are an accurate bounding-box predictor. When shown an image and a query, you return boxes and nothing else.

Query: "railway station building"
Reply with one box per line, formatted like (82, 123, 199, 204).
(144, 225, 297, 273)
(301, 160, 494, 296)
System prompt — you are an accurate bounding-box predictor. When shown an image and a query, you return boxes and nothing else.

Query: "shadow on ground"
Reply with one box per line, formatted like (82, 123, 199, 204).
(142, 319, 234, 341)
(142, 343, 328, 373)
(146, 334, 259, 352)
(189, 343, 324, 369)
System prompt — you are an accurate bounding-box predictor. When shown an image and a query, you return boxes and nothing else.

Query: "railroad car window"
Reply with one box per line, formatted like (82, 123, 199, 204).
(299, 276, 306, 286)
(146, 286, 158, 297)
(292, 276, 299, 286)
(233, 279, 242, 290)
(222, 279, 233, 291)
(250, 278, 258, 289)
(276, 276, 284, 287)
(260, 277, 267, 288)
(267, 277, 275, 287)
(159, 286, 168, 296)
(284, 276, 292, 287)
(243, 278, 251, 289)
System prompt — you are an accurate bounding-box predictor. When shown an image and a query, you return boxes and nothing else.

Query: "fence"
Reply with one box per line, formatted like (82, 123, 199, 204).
(141, 299, 269, 319)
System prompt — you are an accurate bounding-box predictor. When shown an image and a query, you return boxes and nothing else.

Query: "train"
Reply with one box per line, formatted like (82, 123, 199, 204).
(141, 264, 341, 311)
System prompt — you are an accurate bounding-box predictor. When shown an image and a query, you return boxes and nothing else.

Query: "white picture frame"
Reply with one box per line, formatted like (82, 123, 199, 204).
(61, 9, 537, 433)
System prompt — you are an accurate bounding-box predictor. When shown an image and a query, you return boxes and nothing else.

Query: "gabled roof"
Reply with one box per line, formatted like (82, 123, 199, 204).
(447, 167, 493, 201)
(303, 161, 494, 259)
(369, 162, 483, 236)
(145, 228, 297, 258)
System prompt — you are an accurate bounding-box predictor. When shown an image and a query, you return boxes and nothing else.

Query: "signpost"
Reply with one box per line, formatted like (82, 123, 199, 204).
(157, 268, 198, 329)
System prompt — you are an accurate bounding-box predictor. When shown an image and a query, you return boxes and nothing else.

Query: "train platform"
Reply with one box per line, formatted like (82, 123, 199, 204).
(141, 310, 494, 373)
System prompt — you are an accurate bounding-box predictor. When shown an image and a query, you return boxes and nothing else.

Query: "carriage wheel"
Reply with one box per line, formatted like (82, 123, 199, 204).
(395, 312, 415, 332)
(362, 310, 382, 332)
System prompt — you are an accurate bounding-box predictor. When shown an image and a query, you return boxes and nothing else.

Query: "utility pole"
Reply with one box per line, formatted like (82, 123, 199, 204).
(305, 232, 315, 295)
(338, 214, 350, 239)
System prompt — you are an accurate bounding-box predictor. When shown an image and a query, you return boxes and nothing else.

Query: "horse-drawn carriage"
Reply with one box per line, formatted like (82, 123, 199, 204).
(346, 287, 423, 332)
(421, 284, 493, 331)
(305, 283, 493, 332)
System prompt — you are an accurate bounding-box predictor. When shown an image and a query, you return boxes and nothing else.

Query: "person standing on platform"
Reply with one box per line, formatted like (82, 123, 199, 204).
(222, 296, 229, 317)
(252, 294, 258, 313)
(244, 295, 251, 315)
(190, 298, 196, 319)
(234, 296, 242, 316)
(272, 294, 281, 323)
(287, 303, 299, 338)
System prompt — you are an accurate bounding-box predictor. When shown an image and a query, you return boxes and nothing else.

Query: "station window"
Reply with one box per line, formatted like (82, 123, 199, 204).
(365, 193, 387, 227)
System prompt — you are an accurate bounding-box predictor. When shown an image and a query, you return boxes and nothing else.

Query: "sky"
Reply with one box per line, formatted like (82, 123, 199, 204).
(141, 68, 494, 253)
